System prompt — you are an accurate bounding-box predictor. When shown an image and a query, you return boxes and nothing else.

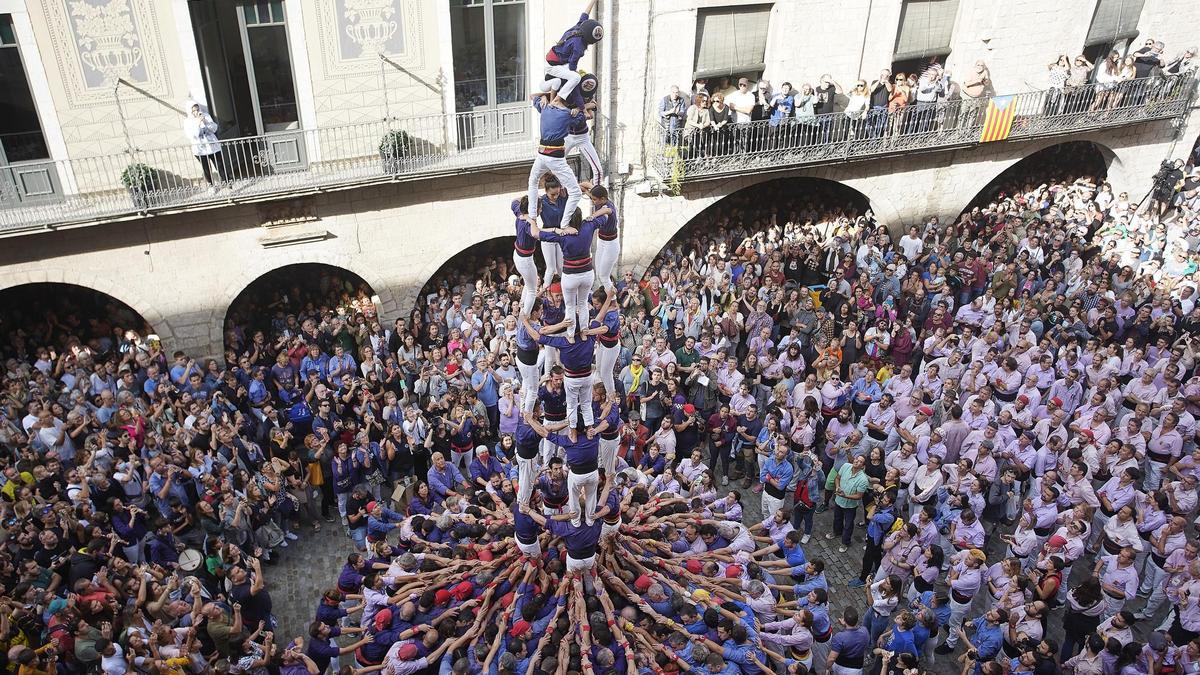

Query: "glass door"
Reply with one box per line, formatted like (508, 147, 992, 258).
(0, 14, 59, 205)
(450, 0, 529, 148)
(235, 1, 306, 172)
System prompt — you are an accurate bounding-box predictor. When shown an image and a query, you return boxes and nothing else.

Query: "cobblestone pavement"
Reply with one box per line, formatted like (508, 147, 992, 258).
(269, 485, 1171, 673)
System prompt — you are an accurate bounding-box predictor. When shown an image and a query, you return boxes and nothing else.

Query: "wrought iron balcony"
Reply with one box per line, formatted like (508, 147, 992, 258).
(650, 75, 1197, 187)
(0, 106, 607, 234)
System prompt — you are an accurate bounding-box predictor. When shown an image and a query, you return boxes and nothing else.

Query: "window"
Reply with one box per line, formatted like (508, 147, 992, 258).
(239, 1, 299, 131)
(0, 14, 49, 163)
(892, 0, 959, 65)
(692, 5, 771, 83)
(450, 0, 526, 112)
(1084, 0, 1145, 46)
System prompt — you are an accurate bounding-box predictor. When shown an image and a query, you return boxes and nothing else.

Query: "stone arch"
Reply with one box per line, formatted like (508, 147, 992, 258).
(955, 138, 1122, 216)
(0, 280, 160, 357)
(0, 270, 171, 346)
(219, 261, 391, 357)
(209, 253, 399, 353)
(623, 173, 891, 276)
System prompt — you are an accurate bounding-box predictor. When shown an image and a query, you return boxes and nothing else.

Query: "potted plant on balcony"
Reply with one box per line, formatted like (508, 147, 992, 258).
(379, 129, 412, 174)
(120, 162, 155, 209)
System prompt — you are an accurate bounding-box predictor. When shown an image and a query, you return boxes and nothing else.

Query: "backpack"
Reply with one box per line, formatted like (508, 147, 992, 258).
(793, 478, 816, 510)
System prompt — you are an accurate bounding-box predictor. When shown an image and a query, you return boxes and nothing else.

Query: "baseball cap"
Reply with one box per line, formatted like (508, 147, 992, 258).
(398, 643, 420, 660)
(374, 608, 393, 630)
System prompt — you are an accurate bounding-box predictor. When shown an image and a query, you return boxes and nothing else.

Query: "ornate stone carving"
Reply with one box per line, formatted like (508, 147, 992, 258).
(68, 0, 144, 86)
(40, 0, 168, 107)
(342, 0, 401, 58)
(316, 0, 424, 75)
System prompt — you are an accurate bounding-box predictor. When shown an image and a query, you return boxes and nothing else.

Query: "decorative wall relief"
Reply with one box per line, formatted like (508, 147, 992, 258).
(342, 0, 403, 58)
(68, 0, 144, 86)
(316, 0, 425, 75)
(40, 0, 170, 107)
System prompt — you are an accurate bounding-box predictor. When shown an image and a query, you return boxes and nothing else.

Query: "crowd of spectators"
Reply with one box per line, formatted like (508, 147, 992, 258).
(5, 110, 1200, 675)
(659, 42, 1198, 157)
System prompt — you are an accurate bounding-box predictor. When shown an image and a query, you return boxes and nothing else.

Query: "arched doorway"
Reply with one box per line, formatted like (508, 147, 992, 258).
(413, 236, 532, 336)
(642, 176, 872, 285)
(223, 264, 380, 360)
(0, 283, 155, 359)
(959, 141, 1112, 214)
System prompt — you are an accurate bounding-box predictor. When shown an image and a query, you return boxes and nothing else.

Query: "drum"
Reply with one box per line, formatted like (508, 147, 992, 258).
(178, 548, 203, 573)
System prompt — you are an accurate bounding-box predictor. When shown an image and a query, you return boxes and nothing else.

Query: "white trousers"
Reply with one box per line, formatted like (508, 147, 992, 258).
(541, 241, 563, 280)
(566, 553, 596, 572)
(1139, 555, 1165, 596)
(599, 436, 619, 476)
(761, 491, 786, 522)
(945, 596, 972, 646)
(542, 345, 560, 377)
(568, 468, 600, 526)
(596, 343, 619, 396)
(565, 132, 603, 184)
(517, 357, 541, 413)
(541, 418, 563, 463)
(517, 538, 542, 557)
(565, 374, 594, 428)
(528, 154, 581, 227)
(1101, 593, 1124, 620)
(542, 64, 582, 101)
(513, 250, 540, 316)
(517, 452, 539, 506)
(595, 238, 620, 291)
(561, 270, 594, 333)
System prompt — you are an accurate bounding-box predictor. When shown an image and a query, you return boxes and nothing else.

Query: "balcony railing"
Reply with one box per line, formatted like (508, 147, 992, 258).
(0, 107, 546, 233)
(651, 75, 1197, 186)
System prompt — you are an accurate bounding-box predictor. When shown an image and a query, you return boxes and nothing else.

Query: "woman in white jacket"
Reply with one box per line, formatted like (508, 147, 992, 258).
(183, 100, 227, 191)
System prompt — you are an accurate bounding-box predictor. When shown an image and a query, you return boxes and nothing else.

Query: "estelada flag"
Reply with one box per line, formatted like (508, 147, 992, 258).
(979, 96, 1015, 143)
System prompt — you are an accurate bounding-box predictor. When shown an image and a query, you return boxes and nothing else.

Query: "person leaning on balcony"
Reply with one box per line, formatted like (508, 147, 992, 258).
(183, 100, 228, 193)
(1164, 47, 1197, 76)
(709, 92, 734, 154)
(658, 85, 688, 146)
(1091, 52, 1122, 111)
(958, 60, 992, 127)
(941, 71, 962, 130)
(843, 80, 871, 139)
(683, 93, 714, 157)
(726, 77, 756, 124)
(867, 69, 893, 138)
(887, 73, 910, 137)
(1132, 39, 1166, 79)
(1065, 54, 1095, 114)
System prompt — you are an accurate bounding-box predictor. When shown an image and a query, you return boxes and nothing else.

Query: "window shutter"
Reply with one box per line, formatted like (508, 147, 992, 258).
(893, 0, 960, 62)
(693, 5, 772, 81)
(1084, 0, 1145, 46)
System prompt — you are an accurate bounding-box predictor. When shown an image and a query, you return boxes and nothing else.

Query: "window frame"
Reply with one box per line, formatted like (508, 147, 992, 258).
(450, 0, 527, 112)
(0, 13, 50, 164)
(691, 4, 773, 83)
